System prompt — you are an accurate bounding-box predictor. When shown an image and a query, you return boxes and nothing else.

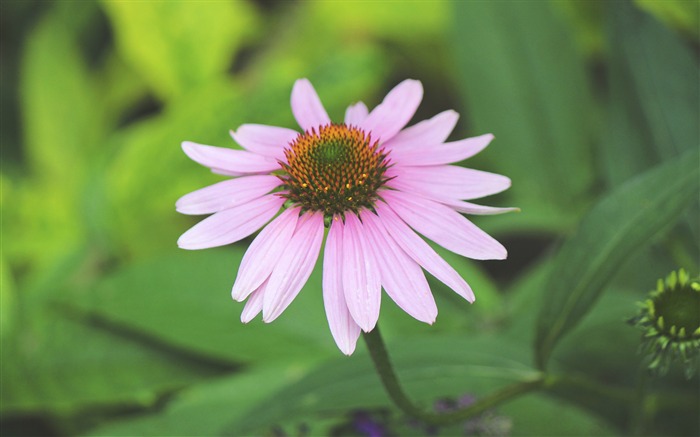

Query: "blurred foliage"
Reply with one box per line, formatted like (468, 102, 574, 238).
(1, 0, 698, 436)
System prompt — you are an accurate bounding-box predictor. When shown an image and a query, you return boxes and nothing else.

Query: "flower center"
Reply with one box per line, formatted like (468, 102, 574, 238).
(278, 124, 390, 217)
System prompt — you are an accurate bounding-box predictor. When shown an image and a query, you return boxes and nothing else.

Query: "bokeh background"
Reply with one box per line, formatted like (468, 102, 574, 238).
(1, 1, 698, 436)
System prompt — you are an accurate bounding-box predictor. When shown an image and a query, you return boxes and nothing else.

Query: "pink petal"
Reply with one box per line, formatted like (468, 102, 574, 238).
(240, 279, 268, 323)
(291, 79, 331, 132)
(342, 213, 382, 332)
(381, 190, 507, 260)
(176, 175, 282, 215)
(177, 194, 284, 250)
(262, 212, 324, 322)
(360, 79, 423, 143)
(182, 141, 280, 176)
(375, 202, 475, 302)
(360, 210, 437, 324)
(392, 134, 494, 166)
(441, 199, 519, 216)
(231, 207, 300, 301)
(383, 110, 459, 152)
(230, 124, 299, 160)
(323, 216, 361, 355)
(387, 165, 511, 201)
(344, 102, 369, 127)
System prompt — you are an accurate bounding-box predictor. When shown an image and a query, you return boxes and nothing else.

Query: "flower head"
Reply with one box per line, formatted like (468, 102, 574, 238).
(177, 79, 514, 354)
(629, 269, 700, 378)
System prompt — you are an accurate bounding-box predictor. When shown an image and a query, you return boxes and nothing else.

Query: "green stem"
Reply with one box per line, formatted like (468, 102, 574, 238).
(362, 327, 545, 426)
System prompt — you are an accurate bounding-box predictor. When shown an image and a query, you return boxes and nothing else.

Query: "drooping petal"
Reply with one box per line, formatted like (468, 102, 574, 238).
(181, 141, 280, 175)
(230, 124, 299, 160)
(381, 190, 507, 260)
(342, 213, 382, 332)
(262, 212, 324, 323)
(361, 210, 437, 324)
(323, 216, 361, 355)
(360, 79, 423, 144)
(177, 194, 285, 250)
(231, 207, 300, 302)
(291, 79, 331, 132)
(391, 134, 494, 166)
(382, 110, 459, 152)
(441, 199, 519, 216)
(240, 279, 268, 323)
(344, 102, 369, 127)
(176, 175, 282, 215)
(387, 165, 511, 201)
(375, 202, 475, 302)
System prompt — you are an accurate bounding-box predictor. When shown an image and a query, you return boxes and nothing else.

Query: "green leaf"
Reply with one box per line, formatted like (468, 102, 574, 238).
(100, 1, 258, 100)
(535, 149, 700, 369)
(226, 336, 539, 435)
(85, 366, 302, 436)
(635, 0, 700, 38)
(613, 1, 699, 161)
(451, 0, 595, 223)
(20, 8, 105, 185)
(2, 292, 228, 414)
(56, 248, 337, 365)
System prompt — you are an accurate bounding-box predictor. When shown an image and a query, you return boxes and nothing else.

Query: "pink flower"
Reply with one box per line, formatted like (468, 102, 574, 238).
(177, 79, 514, 355)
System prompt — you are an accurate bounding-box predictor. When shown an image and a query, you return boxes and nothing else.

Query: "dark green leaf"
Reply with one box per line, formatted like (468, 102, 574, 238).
(451, 0, 595, 226)
(227, 336, 539, 435)
(57, 249, 338, 365)
(85, 366, 297, 436)
(613, 1, 699, 162)
(535, 149, 700, 369)
(2, 294, 227, 414)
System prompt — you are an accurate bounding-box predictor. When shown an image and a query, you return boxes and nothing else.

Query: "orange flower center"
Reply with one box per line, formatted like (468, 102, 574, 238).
(278, 124, 391, 217)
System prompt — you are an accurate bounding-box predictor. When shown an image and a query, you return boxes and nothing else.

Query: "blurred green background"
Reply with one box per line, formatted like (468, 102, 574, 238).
(1, 0, 698, 436)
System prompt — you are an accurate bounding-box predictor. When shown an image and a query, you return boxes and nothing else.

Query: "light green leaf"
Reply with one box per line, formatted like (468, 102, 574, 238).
(20, 9, 104, 185)
(635, 0, 700, 38)
(100, 1, 258, 100)
(535, 149, 699, 369)
(451, 0, 595, 225)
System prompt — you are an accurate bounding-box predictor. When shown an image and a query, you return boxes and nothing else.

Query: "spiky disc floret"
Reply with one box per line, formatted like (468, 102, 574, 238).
(629, 269, 700, 378)
(278, 124, 391, 217)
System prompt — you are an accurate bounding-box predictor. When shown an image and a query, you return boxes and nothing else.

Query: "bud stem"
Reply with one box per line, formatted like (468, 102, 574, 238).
(362, 327, 545, 426)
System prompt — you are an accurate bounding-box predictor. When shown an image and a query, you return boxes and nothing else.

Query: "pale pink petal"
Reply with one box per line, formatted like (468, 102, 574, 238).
(291, 79, 331, 132)
(382, 110, 459, 152)
(441, 199, 519, 216)
(375, 202, 475, 302)
(176, 175, 282, 215)
(360, 79, 423, 143)
(391, 134, 494, 166)
(344, 102, 369, 127)
(323, 216, 361, 355)
(381, 190, 507, 260)
(361, 210, 437, 324)
(230, 124, 299, 160)
(182, 141, 280, 175)
(231, 207, 300, 301)
(240, 279, 268, 323)
(342, 213, 382, 332)
(387, 165, 511, 201)
(262, 212, 324, 322)
(177, 195, 284, 250)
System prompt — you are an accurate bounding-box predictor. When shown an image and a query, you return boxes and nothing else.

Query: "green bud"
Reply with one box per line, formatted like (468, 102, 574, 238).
(628, 269, 700, 379)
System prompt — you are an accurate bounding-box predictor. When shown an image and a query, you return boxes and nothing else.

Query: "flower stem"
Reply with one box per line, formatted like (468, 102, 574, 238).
(362, 327, 546, 426)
